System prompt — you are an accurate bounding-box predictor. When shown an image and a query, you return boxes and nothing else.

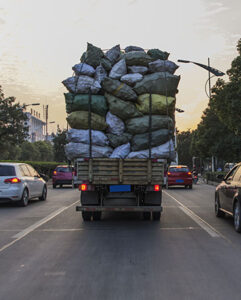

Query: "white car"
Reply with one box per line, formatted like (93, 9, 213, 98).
(0, 162, 47, 206)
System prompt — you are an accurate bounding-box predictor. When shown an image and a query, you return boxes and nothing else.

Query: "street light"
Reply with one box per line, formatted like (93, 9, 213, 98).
(177, 59, 225, 98)
(174, 108, 185, 164)
(24, 103, 40, 107)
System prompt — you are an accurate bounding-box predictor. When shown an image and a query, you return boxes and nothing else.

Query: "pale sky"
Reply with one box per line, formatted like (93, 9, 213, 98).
(0, 0, 240, 132)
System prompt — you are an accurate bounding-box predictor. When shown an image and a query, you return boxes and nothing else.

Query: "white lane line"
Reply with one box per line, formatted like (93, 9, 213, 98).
(0, 200, 79, 254)
(163, 191, 220, 238)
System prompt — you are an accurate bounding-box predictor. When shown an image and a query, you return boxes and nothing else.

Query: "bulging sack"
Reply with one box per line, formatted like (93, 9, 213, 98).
(134, 72, 180, 97)
(124, 46, 144, 53)
(67, 111, 107, 131)
(126, 115, 174, 135)
(106, 111, 125, 136)
(72, 63, 95, 77)
(110, 143, 130, 158)
(131, 129, 171, 151)
(147, 49, 169, 61)
(124, 51, 153, 66)
(120, 73, 143, 86)
(105, 44, 121, 65)
(105, 93, 142, 120)
(148, 59, 179, 74)
(67, 129, 109, 146)
(127, 140, 175, 159)
(94, 65, 107, 84)
(84, 43, 104, 68)
(136, 94, 175, 116)
(109, 59, 127, 79)
(62, 76, 101, 94)
(102, 77, 137, 102)
(65, 93, 108, 116)
(65, 142, 113, 160)
(128, 66, 148, 75)
(107, 133, 132, 148)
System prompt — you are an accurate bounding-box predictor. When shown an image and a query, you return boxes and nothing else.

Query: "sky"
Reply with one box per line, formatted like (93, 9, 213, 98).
(0, 0, 240, 132)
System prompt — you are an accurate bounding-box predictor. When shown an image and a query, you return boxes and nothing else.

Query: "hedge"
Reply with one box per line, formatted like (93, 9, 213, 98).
(0, 160, 66, 178)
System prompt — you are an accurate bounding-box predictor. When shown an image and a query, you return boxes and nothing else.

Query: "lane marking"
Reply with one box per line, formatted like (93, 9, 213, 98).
(163, 190, 220, 238)
(0, 200, 79, 254)
(44, 272, 66, 276)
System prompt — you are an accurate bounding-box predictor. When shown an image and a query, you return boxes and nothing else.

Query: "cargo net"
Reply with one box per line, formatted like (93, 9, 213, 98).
(63, 43, 180, 162)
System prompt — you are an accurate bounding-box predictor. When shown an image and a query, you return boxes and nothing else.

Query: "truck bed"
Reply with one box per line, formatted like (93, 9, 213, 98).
(75, 158, 164, 185)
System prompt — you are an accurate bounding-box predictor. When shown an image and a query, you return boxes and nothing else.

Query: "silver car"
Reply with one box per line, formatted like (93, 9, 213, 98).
(0, 163, 47, 206)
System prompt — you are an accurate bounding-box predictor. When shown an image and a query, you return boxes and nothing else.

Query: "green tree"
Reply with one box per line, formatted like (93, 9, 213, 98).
(34, 141, 54, 161)
(52, 128, 67, 162)
(0, 86, 28, 155)
(177, 129, 194, 168)
(19, 141, 41, 161)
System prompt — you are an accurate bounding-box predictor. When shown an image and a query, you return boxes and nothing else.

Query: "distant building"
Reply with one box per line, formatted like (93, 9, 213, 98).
(24, 110, 46, 142)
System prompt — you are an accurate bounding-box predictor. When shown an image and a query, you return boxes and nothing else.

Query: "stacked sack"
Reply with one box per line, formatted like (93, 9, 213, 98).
(63, 43, 180, 161)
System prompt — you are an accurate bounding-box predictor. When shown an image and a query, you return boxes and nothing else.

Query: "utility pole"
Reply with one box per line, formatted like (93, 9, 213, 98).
(43, 105, 49, 140)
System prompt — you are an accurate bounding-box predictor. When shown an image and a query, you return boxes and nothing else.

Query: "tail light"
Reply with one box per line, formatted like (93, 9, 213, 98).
(188, 172, 192, 175)
(154, 185, 160, 191)
(4, 177, 21, 183)
(167, 172, 171, 175)
(80, 184, 87, 191)
(53, 170, 57, 175)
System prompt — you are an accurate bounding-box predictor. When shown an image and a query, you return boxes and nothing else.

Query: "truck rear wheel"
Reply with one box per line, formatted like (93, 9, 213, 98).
(93, 211, 102, 221)
(82, 211, 92, 221)
(152, 211, 161, 221)
(143, 212, 151, 220)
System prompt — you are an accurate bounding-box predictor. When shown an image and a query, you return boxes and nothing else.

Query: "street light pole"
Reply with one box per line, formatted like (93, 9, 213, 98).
(175, 108, 185, 165)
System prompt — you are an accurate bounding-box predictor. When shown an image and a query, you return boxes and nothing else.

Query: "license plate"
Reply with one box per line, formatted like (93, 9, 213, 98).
(176, 179, 184, 183)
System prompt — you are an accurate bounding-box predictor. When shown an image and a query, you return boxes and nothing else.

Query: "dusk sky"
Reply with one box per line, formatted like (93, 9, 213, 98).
(0, 0, 240, 132)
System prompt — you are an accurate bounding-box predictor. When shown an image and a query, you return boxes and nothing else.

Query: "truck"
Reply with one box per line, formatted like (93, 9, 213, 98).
(74, 157, 165, 221)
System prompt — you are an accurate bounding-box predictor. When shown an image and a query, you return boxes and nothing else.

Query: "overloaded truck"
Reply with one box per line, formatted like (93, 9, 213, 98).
(63, 43, 180, 221)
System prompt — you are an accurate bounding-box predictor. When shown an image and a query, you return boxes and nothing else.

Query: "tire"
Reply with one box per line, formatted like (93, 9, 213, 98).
(215, 194, 225, 218)
(233, 201, 241, 233)
(185, 185, 188, 189)
(18, 189, 29, 207)
(60, 184, 62, 188)
(39, 185, 47, 201)
(82, 211, 92, 221)
(93, 211, 102, 221)
(166, 182, 169, 189)
(189, 185, 193, 189)
(152, 211, 161, 221)
(53, 184, 56, 189)
(143, 211, 151, 220)
(74, 184, 78, 189)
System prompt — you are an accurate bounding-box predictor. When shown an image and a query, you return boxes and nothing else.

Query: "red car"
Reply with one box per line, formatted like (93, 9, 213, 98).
(166, 165, 193, 189)
(52, 165, 74, 188)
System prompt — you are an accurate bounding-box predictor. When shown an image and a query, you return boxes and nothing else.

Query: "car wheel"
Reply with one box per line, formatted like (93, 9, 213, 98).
(189, 185, 192, 189)
(82, 211, 92, 221)
(143, 211, 151, 220)
(215, 194, 225, 218)
(152, 211, 161, 221)
(166, 182, 169, 189)
(53, 184, 56, 189)
(234, 201, 241, 233)
(93, 211, 101, 221)
(39, 185, 47, 201)
(60, 184, 62, 188)
(18, 189, 29, 207)
(185, 185, 188, 189)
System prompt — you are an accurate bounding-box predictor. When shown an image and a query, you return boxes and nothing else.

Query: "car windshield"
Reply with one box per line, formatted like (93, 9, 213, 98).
(0, 165, 16, 176)
(169, 167, 189, 173)
(56, 167, 72, 173)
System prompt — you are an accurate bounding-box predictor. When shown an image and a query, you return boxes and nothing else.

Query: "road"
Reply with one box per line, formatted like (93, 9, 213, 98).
(0, 183, 241, 300)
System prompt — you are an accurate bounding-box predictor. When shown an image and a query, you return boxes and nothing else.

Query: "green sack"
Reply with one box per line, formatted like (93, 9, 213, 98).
(105, 93, 142, 120)
(65, 93, 108, 117)
(126, 115, 174, 135)
(107, 133, 132, 148)
(131, 129, 171, 151)
(124, 51, 153, 66)
(67, 111, 107, 130)
(136, 94, 175, 116)
(147, 49, 169, 60)
(134, 72, 180, 97)
(85, 43, 104, 68)
(102, 77, 137, 102)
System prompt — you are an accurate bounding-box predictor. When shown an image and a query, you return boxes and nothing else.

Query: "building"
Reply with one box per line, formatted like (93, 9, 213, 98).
(24, 109, 46, 142)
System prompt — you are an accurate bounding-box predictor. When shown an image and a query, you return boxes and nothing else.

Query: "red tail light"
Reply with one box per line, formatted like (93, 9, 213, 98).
(188, 172, 192, 175)
(4, 177, 21, 183)
(53, 171, 57, 175)
(167, 172, 171, 175)
(80, 184, 87, 191)
(154, 185, 160, 191)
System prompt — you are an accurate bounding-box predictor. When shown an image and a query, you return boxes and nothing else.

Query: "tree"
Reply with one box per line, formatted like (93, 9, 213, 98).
(0, 86, 28, 152)
(52, 128, 67, 162)
(19, 141, 41, 161)
(34, 141, 54, 161)
(177, 129, 194, 168)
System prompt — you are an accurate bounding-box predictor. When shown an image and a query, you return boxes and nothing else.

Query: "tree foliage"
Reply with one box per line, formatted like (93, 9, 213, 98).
(52, 127, 67, 162)
(177, 129, 193, 168)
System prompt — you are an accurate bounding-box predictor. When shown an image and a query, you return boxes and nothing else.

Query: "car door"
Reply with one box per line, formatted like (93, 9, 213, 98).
(19, 164, 34, 198)
(220, 166, 239, 211)
(26, 165, 43, 196)
(226, 165, 241, 213)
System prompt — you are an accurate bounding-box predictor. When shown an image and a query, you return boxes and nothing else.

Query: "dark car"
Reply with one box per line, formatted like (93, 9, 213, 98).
(52, 165, 74, 188)
(166, 165, 193, 189)
(215, 162, 241, 232)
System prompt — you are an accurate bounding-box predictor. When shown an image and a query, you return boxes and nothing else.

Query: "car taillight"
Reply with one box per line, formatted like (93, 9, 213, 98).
(167, 172, 171, 175)
(53, 171, 57, 175)
(188, 172, 192, 175)
(154, 185, 160, 191)
(4, 177, 21, 183)
(80, 184, 87, 191)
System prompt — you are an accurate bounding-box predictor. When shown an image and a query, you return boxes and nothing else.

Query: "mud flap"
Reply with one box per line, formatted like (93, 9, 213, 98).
(144, 191, 162, 205)
(81, 191, 99, 205)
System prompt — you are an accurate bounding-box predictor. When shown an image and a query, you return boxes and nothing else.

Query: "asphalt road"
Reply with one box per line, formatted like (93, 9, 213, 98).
(0, 183, 241, 300)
